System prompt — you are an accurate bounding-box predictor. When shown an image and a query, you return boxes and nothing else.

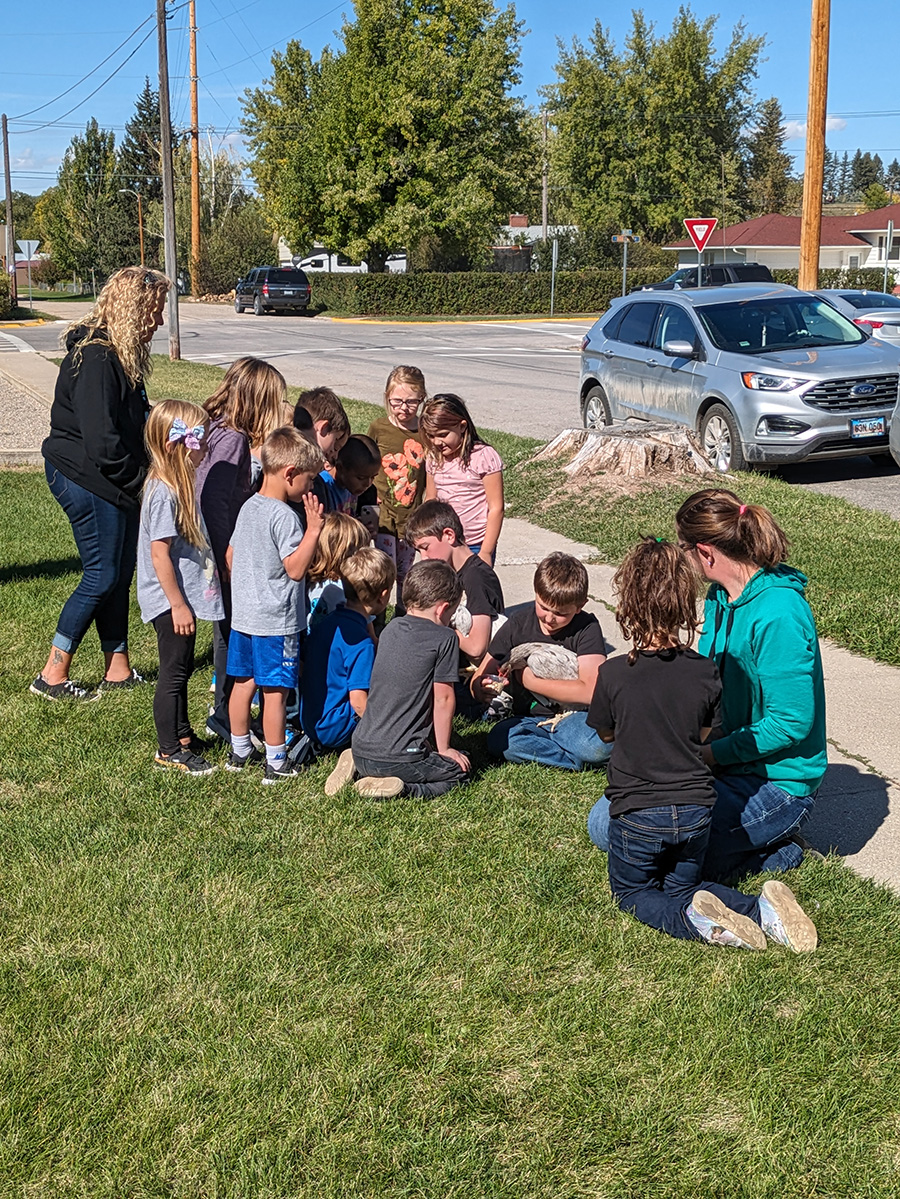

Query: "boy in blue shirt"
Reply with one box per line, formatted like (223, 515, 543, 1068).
(301, 547, 395, 788)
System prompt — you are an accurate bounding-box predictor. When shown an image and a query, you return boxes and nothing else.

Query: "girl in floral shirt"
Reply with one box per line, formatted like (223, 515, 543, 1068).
(367, 365, 427, 613)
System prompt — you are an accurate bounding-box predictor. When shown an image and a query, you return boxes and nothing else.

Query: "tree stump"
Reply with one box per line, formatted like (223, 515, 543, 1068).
(531, 423, 719, 479)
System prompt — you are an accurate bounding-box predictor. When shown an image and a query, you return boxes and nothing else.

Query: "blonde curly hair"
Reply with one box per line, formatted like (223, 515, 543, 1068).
(63, 266, 171, 387)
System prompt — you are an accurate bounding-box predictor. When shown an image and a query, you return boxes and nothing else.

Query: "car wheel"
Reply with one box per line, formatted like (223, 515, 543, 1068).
(582, 384, 612, 430)
(234, 297, 243, 313)
(253, 294, 265, 315)
(700, 404, 746, 472)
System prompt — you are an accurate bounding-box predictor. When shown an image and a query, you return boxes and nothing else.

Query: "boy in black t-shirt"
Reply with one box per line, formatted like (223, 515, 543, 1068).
(471, 552, 613, 772)
(339, 559, 472, 799)
(586, 537, 817, 952)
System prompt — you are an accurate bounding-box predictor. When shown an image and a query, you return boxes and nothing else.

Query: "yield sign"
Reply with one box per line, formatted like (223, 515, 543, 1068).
(683, 218, 718, 253)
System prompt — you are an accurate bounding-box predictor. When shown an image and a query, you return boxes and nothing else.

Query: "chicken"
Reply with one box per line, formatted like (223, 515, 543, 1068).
(502, 641, 580, 730)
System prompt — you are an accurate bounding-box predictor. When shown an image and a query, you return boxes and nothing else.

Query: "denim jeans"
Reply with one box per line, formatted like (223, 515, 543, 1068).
(487, 711, 613, 772)
(45, 462, 140, 655)
(588, 773, 815, 880)
(608, 804, 761, 940)
(352, 749, 470, 799)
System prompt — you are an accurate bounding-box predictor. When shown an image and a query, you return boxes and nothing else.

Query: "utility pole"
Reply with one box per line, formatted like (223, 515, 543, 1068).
(189, 0, 201, 298)
(541, 110, 549, 242)
(2, 114, 18, 308)
(157, 0, 181, 358)
(798, 0, 830, 291)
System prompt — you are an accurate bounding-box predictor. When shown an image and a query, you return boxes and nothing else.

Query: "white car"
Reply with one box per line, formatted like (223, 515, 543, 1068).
(814, 289, 900, 348)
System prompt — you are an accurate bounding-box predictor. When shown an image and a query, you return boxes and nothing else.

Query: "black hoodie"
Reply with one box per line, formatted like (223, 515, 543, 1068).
(42, 327, 150, 509)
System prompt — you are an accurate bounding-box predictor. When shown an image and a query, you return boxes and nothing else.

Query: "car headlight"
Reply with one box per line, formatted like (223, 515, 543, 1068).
(741, 372, 811, 392)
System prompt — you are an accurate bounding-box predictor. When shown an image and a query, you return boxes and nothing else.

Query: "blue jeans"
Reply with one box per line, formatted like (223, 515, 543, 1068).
(45, 462, 140, 655)
(608, 804, 761, 940)
(588, 773, 815, 879)
(488, 711, 613, 772)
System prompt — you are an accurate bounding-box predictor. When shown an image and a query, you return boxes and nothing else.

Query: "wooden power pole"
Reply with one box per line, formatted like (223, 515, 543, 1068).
(189, 0, 201, 298)
(2, 114, 18, 308)
(798, 0, 830, 291)
(157, 0, 181, 358)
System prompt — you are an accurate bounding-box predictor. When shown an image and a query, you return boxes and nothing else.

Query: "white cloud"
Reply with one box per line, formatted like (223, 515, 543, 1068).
(782, 115, 848, 141)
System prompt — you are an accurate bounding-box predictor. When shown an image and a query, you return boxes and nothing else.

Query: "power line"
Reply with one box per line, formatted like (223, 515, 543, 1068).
(204, 1, 346, 76)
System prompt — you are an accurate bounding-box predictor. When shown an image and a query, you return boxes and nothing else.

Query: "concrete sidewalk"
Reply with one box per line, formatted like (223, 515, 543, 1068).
(1, 345, 897, 890)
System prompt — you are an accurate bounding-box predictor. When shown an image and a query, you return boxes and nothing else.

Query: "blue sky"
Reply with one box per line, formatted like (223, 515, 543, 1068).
(3, 0, 898, 196)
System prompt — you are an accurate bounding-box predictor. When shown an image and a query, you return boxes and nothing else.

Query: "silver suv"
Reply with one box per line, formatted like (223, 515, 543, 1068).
(579, 284, 899, 470)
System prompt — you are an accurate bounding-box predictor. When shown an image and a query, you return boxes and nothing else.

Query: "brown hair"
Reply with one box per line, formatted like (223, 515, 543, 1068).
(340, 547, 396, 607)
(405, 499, 464, 548)
(64, 266, 171, 387)
(259, 426, 324, 475)
(143, 399, 209, 548)
(337, 434, 380, 473)
(297, 387, 350, 436)
(308, 513, 370, 584)
(401, 559, 462, 611)
(675, 488, 789, 569)
(383, 365, 426, 413)
(614, 537, 701, 663)
(420, 394, 484, 468)
(533, 552, 588, 610)
(203, 357, 286, 448)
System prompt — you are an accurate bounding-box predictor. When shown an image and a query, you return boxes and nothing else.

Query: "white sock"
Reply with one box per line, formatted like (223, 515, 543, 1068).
(231, 733, 252, 757)
(265, 742, 287, 767)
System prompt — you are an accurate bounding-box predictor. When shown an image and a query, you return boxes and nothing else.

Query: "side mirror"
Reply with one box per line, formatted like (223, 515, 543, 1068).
(662, 339, 697, 358)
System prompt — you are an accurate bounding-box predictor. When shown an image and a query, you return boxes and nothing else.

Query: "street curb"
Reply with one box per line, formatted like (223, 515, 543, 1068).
(0, 363, 54, 409)
(328, 314, 597, 326)
(0, 449, 42, 466)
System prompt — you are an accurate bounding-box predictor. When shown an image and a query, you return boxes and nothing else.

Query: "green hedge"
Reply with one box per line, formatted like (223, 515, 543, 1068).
(309, 269, 664, 317)
(773, 267, 894, 291)
(0, 271, 11, 320)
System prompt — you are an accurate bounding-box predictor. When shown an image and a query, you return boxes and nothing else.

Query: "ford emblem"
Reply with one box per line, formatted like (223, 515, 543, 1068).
(851, 383, 877, 397)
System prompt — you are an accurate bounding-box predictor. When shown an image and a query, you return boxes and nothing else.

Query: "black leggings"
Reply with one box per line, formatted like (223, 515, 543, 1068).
(152, 610, 196, 755)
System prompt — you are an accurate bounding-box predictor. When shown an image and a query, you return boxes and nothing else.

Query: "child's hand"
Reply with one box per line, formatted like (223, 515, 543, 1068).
(440, 747, 470, 772)
(303, 492, 325, 536)
(172, 600, 195, 636)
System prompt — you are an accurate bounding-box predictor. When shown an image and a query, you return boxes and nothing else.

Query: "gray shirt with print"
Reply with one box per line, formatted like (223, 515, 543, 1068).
(137, 479, 224, 624)
(229, 492, 306, 636)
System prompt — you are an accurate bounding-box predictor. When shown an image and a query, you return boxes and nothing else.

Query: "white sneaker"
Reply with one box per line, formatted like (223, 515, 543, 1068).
(325, 748, 356, 797)
(686, 891, 767, 950)
(356, 775, 404, 798)
(758, 880, 818, 952)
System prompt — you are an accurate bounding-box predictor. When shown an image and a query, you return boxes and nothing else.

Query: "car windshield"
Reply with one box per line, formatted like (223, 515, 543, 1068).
(697, 296, 867, 353)
(268, 270, 306, 284)
(666, 268, 694, 283)
(835, 291, 900, 310)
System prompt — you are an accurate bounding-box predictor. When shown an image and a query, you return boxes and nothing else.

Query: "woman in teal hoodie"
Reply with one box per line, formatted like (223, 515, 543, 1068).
(674, 489, 827, 878)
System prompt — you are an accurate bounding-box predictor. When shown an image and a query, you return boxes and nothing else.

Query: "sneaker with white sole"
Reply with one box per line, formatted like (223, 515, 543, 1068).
(29, 675, 98, 702)
(262, 758, 302, 784)
(758, 880, 818, 952)
(154, 747, 216, 775)
(98, 669, 146, 691)
(686, 890, 767, 950)
(356, 775, 405, 798)
(325, 748, 356, 796)
(225, 745, 265, 772)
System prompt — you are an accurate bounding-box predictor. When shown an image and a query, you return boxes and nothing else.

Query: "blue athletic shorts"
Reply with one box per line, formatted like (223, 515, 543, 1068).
(227, 630, 300, 689)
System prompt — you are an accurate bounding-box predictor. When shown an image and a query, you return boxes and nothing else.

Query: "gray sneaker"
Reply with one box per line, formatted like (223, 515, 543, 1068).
(686, 891, 767, 950)
(154, 748, 216, 776)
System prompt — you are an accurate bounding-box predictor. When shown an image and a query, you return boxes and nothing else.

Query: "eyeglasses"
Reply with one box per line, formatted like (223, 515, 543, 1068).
(388, 396, 421, 409)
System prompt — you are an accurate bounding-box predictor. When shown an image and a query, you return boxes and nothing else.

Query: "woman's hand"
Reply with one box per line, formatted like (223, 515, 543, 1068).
(172, 601, 195, 636)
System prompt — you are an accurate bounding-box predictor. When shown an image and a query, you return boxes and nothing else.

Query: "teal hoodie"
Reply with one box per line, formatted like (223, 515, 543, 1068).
(699, 565, 826, 797)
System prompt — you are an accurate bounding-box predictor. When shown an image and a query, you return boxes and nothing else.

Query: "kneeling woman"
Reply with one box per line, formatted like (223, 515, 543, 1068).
(588, 488, 826, 878)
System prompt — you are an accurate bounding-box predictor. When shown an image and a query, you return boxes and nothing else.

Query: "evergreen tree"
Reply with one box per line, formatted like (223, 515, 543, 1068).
(243, 0, 537, 271)
(851, 150, 880, 194)
(887, 159, 900, 190)
(838, 151, 850, 200)
(822, 148, 838, 202)
(118, 78, 169, 203)
(548, 11, 763, 241)
(747, 97, 793, 214)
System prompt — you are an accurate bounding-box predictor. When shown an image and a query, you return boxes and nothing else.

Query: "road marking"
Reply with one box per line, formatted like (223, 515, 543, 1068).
(0, 331, 37, 353)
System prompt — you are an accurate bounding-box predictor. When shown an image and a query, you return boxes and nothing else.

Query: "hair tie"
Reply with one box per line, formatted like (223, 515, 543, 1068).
(168, 418, 205, 451)
(739, 504, 747, 515)
(655, 537, 664, 542)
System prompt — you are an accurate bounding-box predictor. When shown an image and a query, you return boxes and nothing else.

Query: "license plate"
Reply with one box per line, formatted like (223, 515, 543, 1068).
(283, 290, 295, 296)
(850, 417, 885, 438)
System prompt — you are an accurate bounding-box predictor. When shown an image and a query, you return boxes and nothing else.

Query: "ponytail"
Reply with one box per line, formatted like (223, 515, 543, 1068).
(675, 488, 788, 569)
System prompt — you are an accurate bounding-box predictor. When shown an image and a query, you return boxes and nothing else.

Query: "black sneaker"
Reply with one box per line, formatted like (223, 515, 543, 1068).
(185, 733, 215, 755)
(154, 748, 216, 776)
(205, 708, 231, 743)
(286, 731, 317, 768)
(225, 745, 265, 772)
(29, 675, 98, 702)
(262, 758, 302, 784)
(98, 669, 146, 691)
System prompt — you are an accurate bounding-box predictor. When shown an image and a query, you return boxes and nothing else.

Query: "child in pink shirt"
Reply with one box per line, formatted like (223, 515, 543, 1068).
(421, 394, 504, 565)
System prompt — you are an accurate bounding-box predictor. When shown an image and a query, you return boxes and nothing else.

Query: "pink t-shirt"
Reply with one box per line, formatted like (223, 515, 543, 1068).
(426, 443, 504, 545)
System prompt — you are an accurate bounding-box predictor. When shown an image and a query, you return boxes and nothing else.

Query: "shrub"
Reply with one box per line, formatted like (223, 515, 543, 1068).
(0, 270, 11, 319)
(773, 267, 895, 291)
(309, 269, 664, 317)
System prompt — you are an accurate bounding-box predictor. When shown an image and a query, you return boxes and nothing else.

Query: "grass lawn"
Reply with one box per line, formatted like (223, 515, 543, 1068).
(2, 358, 900, 1195)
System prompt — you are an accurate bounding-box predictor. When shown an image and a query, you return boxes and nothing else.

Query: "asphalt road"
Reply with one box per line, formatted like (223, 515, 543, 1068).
(15, 301, 900, 517)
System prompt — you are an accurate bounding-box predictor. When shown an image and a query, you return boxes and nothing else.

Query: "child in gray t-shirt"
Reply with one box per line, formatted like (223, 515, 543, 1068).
(329, 559, 472, 799)
(225, 427, 325, 783)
